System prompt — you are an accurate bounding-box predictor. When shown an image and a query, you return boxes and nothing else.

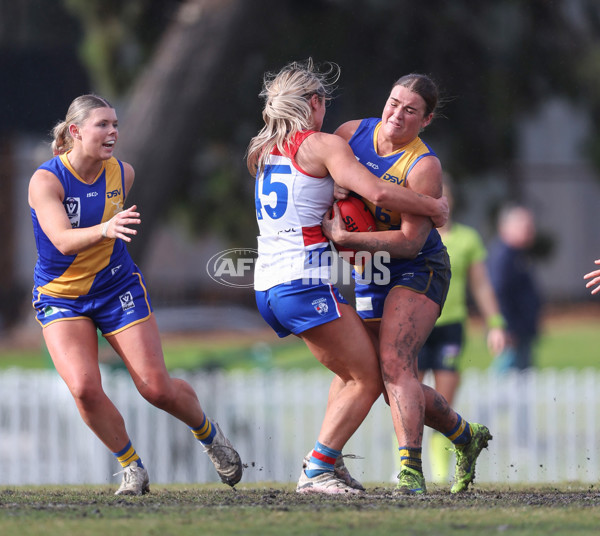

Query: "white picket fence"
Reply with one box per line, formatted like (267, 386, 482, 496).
(0, 367, 599, 486)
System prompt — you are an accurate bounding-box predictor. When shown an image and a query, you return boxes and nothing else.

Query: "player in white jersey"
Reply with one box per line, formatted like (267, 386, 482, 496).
(254, 130, 335, 291)
(248, 59, 449, 494)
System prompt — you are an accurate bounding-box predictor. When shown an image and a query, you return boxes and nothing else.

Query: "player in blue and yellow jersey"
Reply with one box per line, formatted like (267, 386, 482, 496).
(323, 74, 492, 494)
(29, 95, 242, 494)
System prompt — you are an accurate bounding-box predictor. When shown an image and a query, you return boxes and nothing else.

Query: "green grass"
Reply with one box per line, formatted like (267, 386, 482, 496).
(163, 316, 600, 373)
(459, 320, 600, 371)
(0, 332, 327, 373)
(0, 348, 49, 370)
(0, 484, 599, 536)
(159, 336, 325, 372)
(1, 314, 598, 373)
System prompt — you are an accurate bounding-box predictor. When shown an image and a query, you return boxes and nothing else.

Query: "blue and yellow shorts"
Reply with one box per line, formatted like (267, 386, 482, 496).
(32, 268, 153, 336)
(354, 248, 451, 321)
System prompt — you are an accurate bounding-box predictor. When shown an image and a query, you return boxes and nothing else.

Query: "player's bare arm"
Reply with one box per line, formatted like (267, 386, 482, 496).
(324, 155, 442, 258)
(322, 202, 429, 260)
(308, 132, 447, 222)
(29, 169, 141, 255)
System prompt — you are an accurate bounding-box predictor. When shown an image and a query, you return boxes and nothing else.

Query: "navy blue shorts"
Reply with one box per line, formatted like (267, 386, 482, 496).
(255, 279, 348, 338)
(417, 322, 464, 372)
(354, 248, 451, 321)
(33, 268, 153, 336)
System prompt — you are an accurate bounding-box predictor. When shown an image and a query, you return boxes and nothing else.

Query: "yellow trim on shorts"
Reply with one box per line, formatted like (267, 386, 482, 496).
(103, 314, 152, 337)
(103, 272, 152, 337)
(390, 267, 434, 295)
(38, 316, 89, 329)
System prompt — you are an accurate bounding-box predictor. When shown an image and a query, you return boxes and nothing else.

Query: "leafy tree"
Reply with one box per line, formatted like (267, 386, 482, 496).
(62, 0, 180, 98)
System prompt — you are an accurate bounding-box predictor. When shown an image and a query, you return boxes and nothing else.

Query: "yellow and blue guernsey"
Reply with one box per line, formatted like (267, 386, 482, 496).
(31, 153, 152, 334)
(350, 118, 443, 251)
(348, 118, 451, 320)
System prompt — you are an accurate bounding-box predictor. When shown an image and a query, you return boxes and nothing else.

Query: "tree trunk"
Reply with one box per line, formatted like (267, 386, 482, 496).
(118, 0, 250, 263)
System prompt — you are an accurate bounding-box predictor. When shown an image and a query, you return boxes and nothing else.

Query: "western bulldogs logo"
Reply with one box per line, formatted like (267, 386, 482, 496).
(65, 197, 81, 228)
(312, 297, 328, 315)
(119, 291, 135, 311)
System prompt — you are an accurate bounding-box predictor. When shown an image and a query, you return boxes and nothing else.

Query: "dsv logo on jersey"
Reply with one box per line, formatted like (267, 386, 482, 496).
(206, 248, 258, 288)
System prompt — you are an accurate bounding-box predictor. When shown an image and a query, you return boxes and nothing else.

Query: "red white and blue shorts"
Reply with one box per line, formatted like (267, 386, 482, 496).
(255, 279, 348, 338)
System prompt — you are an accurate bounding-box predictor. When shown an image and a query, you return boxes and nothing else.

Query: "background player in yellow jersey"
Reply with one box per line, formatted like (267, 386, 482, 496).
(417, 174, 507, 483)
(29, 94, 242, 494)
(323, 74, 492, 494)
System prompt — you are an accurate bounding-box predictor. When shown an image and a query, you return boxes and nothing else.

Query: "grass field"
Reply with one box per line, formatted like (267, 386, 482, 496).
(117, 305, 600, 372)
(0, 306, 598, 534)
(128, 304, 600, 372)
(1, 483, 599, 536)
(0, 305, 598, 372)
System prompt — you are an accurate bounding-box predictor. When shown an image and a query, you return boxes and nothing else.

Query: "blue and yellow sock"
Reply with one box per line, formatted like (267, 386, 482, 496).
(190, 413, 217, 446)
(113, 440, 144, 469)
(445, 414, 472, 446)
(399, 446, 423, 473)
(304, 441, 340, 478)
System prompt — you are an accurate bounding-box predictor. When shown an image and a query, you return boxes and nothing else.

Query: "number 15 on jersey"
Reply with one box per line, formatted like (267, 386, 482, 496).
(255, 164, 290, 220)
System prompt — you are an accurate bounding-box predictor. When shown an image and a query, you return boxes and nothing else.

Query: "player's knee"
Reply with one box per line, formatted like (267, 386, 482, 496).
(382, 368, 418, 392)
(69, 380, 105, 409)
(137, 380, 174, 409)
(362, 375, 384, 402)
(345, 375, 383, 405)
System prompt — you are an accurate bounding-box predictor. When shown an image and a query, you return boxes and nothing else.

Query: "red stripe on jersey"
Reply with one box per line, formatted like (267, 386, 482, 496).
(302, 225, 328, 247)
(271, 131, 327, 178)
(271, 130, 316, 158)
(312, 450, 336, 465)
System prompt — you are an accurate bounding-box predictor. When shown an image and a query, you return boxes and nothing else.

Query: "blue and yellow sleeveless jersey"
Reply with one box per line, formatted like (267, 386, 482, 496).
(31, 153, 135, 299)
(348, 117, 444, 261)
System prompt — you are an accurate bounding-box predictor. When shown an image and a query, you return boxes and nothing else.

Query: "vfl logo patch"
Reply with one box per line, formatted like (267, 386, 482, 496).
(119, 291, 135, 311)
(312, 298, 328, 315)
(65, 197, 81, 228)
(43, 305, 70, 318)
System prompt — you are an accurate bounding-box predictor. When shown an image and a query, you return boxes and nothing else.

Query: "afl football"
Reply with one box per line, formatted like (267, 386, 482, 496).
(333, 197, 376, 264)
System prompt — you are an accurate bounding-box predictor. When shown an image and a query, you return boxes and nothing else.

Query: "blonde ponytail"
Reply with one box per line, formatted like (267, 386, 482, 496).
(246, 59, 339, 176)
(51, 121, 71, 155)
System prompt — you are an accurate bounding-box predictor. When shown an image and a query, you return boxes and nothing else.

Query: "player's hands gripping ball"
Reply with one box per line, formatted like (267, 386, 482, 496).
(326, 197, 375, 265)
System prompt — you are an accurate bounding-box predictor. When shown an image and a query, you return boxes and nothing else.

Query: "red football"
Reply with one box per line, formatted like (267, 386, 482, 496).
(332, 196, 376, 264)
